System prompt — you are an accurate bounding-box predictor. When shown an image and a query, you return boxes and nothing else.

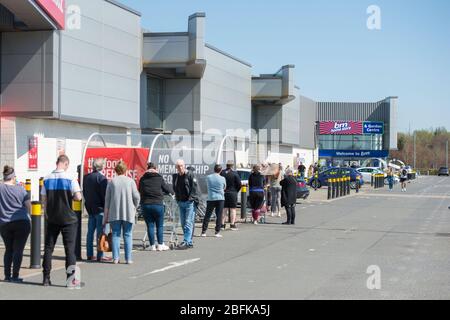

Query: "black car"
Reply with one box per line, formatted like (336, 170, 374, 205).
(438, 167, 449, 176)
(296, 177, 310, 200)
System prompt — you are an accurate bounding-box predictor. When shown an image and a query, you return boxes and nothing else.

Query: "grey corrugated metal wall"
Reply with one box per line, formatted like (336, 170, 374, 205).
(316, 100, 390, 122)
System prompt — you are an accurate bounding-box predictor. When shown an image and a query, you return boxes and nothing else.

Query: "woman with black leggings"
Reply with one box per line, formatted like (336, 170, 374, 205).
(0, 166, 31, 282)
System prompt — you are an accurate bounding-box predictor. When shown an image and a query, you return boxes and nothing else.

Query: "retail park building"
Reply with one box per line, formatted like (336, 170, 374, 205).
(0, 0, 398, 198)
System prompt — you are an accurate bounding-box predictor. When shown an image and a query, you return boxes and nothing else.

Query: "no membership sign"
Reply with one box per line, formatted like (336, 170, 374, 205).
(84, 148, 150, 185)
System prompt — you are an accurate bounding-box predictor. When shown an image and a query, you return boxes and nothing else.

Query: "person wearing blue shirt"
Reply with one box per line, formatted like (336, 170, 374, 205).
(201, 165, 226, 238)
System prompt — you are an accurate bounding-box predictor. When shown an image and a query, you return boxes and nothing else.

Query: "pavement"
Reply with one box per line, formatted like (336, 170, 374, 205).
(1, 176, 449, 300)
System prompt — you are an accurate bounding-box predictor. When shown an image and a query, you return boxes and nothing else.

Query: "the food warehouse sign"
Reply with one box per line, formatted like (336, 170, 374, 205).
(35, 0, 65, 29)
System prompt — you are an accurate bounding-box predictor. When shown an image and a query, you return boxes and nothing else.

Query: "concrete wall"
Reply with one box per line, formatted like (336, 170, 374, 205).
(142, 34, 189, 64)
(1, 31, 57, 115)
(12, 117, 127, 200)
(299, 95, 317, 149)
(200, 45, 252, 135)
(164, 78, 201, 132)
(58, 0, 141, 128)
(282, 87, 301, 146)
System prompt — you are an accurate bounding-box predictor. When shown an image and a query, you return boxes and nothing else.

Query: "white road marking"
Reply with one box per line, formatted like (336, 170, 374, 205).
(130, 258, 201, 279)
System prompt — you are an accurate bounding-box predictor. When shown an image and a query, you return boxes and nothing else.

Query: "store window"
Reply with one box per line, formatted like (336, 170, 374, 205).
(147, 77, 164, 130)
(318, 134, 383, 150)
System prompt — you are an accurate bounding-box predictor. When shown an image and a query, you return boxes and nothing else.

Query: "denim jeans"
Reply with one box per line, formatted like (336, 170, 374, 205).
(178, 201, 195, 245)
(270, 187, 281, 213)
(142, 204, 165, 246)
(86, 213, 104, 259)
(110, 220, 133, 262)
(388, 176, 394, 190)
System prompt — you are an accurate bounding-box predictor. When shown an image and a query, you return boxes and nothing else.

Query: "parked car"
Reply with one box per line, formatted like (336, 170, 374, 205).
(237, 169, 251, 186)
(296, 177, 310, 200)
(438, 167, 449, 176)
(308, 167, 364, 189)
(356, 167, 384, 183)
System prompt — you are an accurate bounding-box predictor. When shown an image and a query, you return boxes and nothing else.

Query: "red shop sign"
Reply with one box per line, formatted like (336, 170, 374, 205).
(84, 148, 150, 186)
(28, 137, 38, 170)
(35, 0, 66, 30)
(319, 121, 363, 135)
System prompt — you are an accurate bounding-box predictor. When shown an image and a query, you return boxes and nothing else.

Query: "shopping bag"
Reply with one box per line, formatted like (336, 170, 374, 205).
(98, 232, 112, 253)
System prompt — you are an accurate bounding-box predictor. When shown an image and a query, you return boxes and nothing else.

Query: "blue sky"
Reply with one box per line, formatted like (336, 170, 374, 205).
(121, 0, 450, 133)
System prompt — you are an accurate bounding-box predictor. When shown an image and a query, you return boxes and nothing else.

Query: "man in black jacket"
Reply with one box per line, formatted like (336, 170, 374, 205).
(221, 161, 242, 231)
(280, 169, 298, 225)
(83, 158, 110, 262)
(172, 159, 201, 250)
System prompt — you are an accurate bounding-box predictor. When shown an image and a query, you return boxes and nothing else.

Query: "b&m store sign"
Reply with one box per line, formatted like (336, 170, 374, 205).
(319, 121, 384, 135)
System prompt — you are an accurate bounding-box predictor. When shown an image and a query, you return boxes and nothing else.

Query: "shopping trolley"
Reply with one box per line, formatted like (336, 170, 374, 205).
(140, 195, 181, 250)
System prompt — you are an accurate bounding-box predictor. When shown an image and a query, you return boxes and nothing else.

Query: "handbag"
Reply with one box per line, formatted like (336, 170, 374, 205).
(98, 229, 112, 253)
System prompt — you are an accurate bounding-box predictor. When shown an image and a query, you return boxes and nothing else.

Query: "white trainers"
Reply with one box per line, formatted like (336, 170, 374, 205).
(215, 233, 223, 238)
(157, 244, 170, 251)
(201, 233, 207, 238)
(150, 245, 157, 251)
(126, 261, 134, 265)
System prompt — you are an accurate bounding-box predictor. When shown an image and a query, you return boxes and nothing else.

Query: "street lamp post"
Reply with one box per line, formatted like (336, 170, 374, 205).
(446, 140, 448, 169)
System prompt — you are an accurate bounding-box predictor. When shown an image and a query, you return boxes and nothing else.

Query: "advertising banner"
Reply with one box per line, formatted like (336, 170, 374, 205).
(319, 121, 363, 135)
(363, 122, 384, 134)
(84, 148, 150, 185)
(35, 0, 65, 29)
(28, 137, 38, 170)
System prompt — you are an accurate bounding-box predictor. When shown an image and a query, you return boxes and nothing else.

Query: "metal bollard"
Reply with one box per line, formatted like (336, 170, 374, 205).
(331, 178, 336, 199)
(371, 174, 374, 188)
(39, 177, 47, 237)
(25, 179, 32, 200)
(348, 176, 351, 195)
(356, 179, 360, 193)
(340, 177, 344, 197)
(327, 179, 332, 200)
(241, 185, 248, 220)
(30, 201, 42, 269)
(336, 178, 340, 198)
(72, 200, 83, 261)
(346, 176, 350, 195)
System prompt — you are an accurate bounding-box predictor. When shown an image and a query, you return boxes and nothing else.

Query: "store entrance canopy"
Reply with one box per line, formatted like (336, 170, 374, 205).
(0, 0, 62, 31)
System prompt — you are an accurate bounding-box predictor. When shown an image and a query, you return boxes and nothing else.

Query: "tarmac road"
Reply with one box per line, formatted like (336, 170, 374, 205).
(1, 176, 449, 300)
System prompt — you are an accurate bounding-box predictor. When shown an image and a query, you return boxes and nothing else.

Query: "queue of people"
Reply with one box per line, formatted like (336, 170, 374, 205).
(0, 156, 300, 288)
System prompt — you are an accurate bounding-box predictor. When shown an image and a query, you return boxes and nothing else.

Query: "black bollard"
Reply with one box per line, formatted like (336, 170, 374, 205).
(327, 179, 332, 200)
(30, 202, 42, 269)
(332, 178, 336, 199)
(39, 177, 47, 237)
(356, 178, 360, 193)
(72, 200, 83, 261)
(25, 179, 31, 200)
(241, 184, 248, 221)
